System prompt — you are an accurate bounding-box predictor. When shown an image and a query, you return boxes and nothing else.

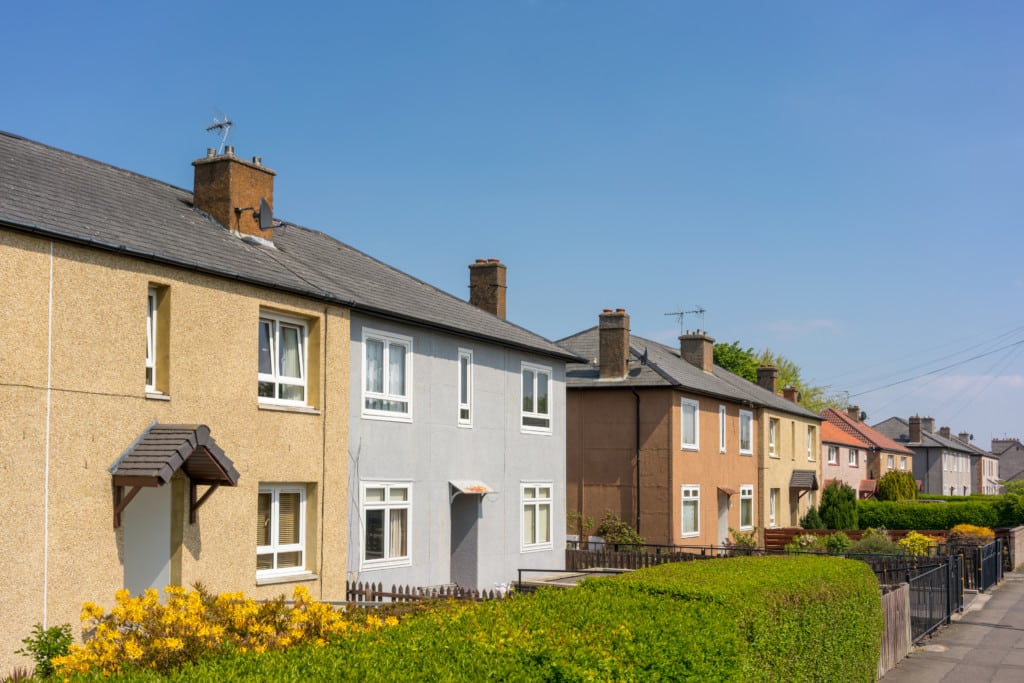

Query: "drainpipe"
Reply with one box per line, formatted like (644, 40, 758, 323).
(631, 387, 641, 534)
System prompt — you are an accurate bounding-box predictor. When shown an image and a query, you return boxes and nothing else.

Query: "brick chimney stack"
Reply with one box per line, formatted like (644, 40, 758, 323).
(468, 259, 507, 319)
(909, 416, 922, 443)
(783, 385, 801, 404)
(846, 405, 861, 422)
(192, 146, 276, 240)
(598, 309, 630, 380)
(679, 332, 715, 373)
(756, 366, 778, 393)
(921, 417, 935, 434)
(939, 426, 951, 440)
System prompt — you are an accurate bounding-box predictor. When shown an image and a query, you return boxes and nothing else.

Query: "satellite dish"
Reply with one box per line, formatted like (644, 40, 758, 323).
(258, 197, 273, 231)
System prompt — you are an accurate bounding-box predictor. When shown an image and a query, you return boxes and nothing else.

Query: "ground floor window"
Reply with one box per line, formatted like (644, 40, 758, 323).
(522, 484, 553, 551)
(257, 485, 306, 578)
(681, 485, 700, 537)
(740, 485, 753, 529)
(361, 483, 411, 569)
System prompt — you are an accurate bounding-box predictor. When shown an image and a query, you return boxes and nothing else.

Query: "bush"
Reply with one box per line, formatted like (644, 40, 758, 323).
(800, 506, 825, 529)
(847, 528, 900, 555)
(898, 531, 939, 556)
(995, 481, 1024, 526)
(727, 527, 759, 553)
(947, 524, 995, 547)
(819, 482, 858, 530)
(785, 534, 824, 553)
(15, 623, 72, 678)
(823, 531, 852, 554)
(858, 499, 999, 530)
(594, 510, 645, 547)
(876, 471, 917, 501)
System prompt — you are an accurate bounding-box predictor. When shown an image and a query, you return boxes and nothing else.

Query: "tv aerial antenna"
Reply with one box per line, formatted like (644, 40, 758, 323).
(205, 112, 233, 154)
(665, 306, 706, 335)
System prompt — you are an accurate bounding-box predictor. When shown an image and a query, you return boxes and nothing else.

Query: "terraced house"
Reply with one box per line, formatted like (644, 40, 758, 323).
(0, 132, 573, 671)
(560, 311, 820, 548)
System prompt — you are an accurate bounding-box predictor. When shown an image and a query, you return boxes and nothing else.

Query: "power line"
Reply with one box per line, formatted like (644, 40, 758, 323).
(848, 338, 1024, 398)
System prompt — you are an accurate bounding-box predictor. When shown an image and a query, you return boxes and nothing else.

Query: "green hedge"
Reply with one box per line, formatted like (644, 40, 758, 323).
(81, 556, 881, 682)
(858, 499, 1000, 529)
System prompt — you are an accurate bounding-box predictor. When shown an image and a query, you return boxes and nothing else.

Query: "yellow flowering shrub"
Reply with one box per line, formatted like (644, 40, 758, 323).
(948, 524, 995, 547)
(897, 530, 940, 556)
(52, 585, 396, 677)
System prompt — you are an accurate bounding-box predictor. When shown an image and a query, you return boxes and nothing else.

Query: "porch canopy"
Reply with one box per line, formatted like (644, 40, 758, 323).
(789, 469, 819, 491)
(110, 423, 240, 528)
(449, 480, 495, 503)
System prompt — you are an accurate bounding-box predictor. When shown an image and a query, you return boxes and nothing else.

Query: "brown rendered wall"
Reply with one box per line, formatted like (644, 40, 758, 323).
(0, 231, 349, 671)
(669, 393, 758, 546)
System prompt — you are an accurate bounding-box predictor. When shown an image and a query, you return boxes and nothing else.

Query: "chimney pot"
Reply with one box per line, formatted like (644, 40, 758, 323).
(598, 308, 630, 380)
(206, 148, 216, 158)
(468, 259, 507, 319)
(224, 145, 234, 156)
(679, 332, 715, 373)
(252, 156, 262, 166)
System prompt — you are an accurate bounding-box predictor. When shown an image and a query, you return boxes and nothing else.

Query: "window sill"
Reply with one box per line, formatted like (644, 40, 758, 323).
(360, 558, 413, 571)
(680, 533, 699, 539)
(521, 544, 554, 554)
(769, 454, 780, 459)
(740, 450, 753, 457)
(146, 392, 170, 401)
(256, 571, 318, 587)
(680, 445, 698, 452)
(521, 428, 553, 436)
(258, 402, 321, 415)
(362, 411, 413, 423)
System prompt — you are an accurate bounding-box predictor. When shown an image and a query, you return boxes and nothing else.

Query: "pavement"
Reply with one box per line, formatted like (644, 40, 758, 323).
(881, 570, 1024, 681)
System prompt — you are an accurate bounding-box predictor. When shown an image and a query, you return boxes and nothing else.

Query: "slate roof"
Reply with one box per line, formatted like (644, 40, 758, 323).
(821, 409, 913, 455)
(557, 327, 821, 420)
(0, 131, 578, 362)
(873, 417, 976, 454)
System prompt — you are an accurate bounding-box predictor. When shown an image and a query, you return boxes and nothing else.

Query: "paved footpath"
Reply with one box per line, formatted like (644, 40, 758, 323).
(882, 570, 1024, 682)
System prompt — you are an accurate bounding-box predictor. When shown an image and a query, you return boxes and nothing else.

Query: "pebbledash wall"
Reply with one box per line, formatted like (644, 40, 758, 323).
(346, 312, 567, 591)
(0, 230, 349, 671)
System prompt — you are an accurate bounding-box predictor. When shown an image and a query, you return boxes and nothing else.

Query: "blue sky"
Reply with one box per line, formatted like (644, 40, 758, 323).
(4, 1, 1022, 443)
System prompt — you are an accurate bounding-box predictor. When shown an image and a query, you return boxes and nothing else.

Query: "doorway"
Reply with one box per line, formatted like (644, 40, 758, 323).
(450, 494, 481, 589)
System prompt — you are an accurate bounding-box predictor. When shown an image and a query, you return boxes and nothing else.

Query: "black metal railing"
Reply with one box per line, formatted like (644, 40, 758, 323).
(902, 553, 963, 642)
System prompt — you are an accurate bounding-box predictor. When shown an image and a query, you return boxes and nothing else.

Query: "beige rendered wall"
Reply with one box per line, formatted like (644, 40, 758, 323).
(670, 392, 759, 546)
(0, 231, 349, 671)
(758, 409, 821, 537)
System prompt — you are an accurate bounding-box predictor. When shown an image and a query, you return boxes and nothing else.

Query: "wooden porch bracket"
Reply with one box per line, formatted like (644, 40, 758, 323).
(113, 484, 144, 529)
(189, 482, 220, 524)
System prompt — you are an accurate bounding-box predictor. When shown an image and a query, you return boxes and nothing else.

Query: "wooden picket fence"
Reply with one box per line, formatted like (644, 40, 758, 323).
(878, 583, 912, 679)
(345, 580, 504, 604)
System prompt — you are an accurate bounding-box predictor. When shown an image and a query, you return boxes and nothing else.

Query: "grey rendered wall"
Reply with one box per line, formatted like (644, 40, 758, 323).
(346, 314, 566, 590)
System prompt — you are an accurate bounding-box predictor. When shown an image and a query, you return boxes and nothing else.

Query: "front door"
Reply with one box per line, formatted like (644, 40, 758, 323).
(450, 494, 480, 589)
(717, 490, 730, 546)
(123, 485, 171, 595)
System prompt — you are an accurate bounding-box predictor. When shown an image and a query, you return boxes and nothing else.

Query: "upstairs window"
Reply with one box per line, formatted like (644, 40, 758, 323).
(901, 456, 908, 471)
(848, 448, 858, 467)
(887, 454, 894, 469)
(768, 418, 779, 456)
(458, 348, 473, 426)
(363, 329, 413, 420)
(258, 314, 307, 405)
(680, 398, 700, 450)
(521, 362, 552, 433)
(146, 288, 157, 391)
(718, 405, 726, 453)
(828, 446, 838, 464)
(740, 410, 753, 455)
(807, 425, 816, 460)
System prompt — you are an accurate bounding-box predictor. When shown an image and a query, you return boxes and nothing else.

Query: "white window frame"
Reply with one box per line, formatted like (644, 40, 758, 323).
(901, 456, 908, 471)
(828, 445, 838, 464)
(258, 313, 308, 407)
(718, 405, 726, 453)
(146, 287, 157, 392)
(680, 398, 700, 450)
(769, 488, 779, 528)
(521, 483, 553, 552)
(807, 425, 815, 460)
(256, 484, 307, 580)
(740, 410, 753, 455)
(681, 485, 700, 537)
(521, 362, 553, 434)
(887, 454, 894, 469)
(360, 482, 412, 570)
(740, 485, 754, 530)
(768, 417, 777, 456)
(362, 328, 413, 422)
(848, 448, 858, 467)
(458, 348, 473, 427)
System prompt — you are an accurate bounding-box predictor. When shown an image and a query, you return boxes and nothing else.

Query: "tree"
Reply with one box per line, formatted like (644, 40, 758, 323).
(875, 471, 917, 502)
(712, 341, 845, 413)
(819, 482, 858, 530)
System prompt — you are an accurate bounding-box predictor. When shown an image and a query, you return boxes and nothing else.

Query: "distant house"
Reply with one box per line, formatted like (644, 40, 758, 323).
(874, 416, 975, 496)
(821, 407, 914, 497)
(992, 438, 1024, 485)
(941, 430, 999, 495)
(821, 420, 872, 495)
